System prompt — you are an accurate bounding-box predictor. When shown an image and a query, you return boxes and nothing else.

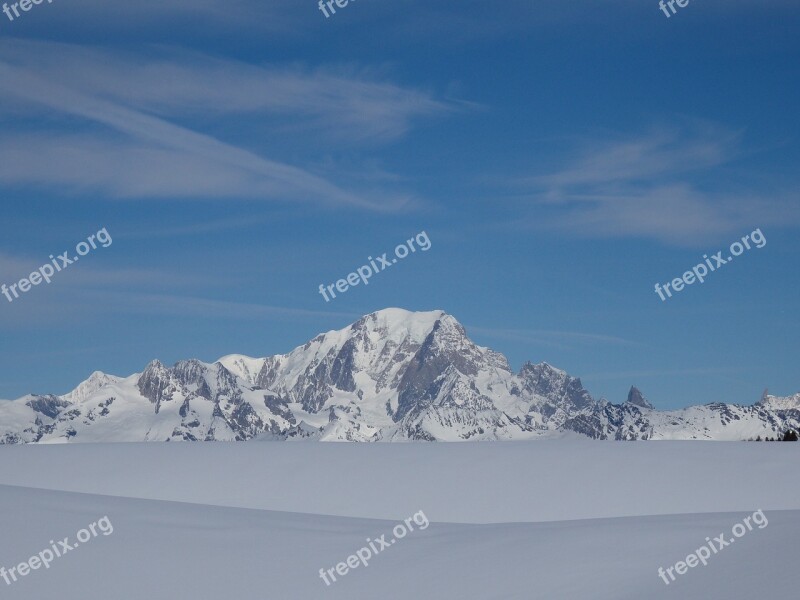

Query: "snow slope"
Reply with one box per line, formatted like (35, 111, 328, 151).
(0, 441, 798, 523)
(0, 442, 797, 599)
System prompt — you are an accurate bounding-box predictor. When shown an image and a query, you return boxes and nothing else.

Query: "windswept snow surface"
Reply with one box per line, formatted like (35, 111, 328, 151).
(0, 441, 797, 599)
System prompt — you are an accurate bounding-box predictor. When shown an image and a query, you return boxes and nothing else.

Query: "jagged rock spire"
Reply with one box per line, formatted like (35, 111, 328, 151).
(626, 386, 654, 409)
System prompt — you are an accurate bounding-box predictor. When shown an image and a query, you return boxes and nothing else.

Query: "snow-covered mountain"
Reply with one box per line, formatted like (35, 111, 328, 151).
(1, 308, 798, 443)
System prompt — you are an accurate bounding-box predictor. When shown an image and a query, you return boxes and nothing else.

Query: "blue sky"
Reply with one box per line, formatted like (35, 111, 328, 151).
(0, 0, 798, 408)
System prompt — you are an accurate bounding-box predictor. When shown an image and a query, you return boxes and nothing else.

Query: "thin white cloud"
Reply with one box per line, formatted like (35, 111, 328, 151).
(0, 62, 406, 209)
(529, 124, 739, 190)
(0, 133, 362, 201)
(112, 216, 271, 239)
(516, 122, 800, 245)
(0, 41, 450, 143)
(0, 280, 360, 327)
(468, 325, 645, 350)
(23, 0, 291, 34)
(74, 290, 362, 321)
(0, 39, 456, 207)
(582, 367, 736, 381)
(0, 252, 204, 289)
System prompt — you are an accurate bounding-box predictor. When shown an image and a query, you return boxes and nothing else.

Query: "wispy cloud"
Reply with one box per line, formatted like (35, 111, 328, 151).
(0, 283, 360, 328)
(0, 41, 451, 143)
(467, 325, 645, 350)
(0, 252, 205, 289)
(529, 123, 739, 190)
(515, 121, 800, 245)
(582, 367, 736, 381)
(0, 41, 453, 207)
(112, 215, 271, 240)
(0, 63, 398, 209)
(17, 0, 292, 36)
(74, 290, 362, 321)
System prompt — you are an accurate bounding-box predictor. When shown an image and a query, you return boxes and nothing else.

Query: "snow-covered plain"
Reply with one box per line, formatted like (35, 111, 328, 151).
(0, 441, 797, 598)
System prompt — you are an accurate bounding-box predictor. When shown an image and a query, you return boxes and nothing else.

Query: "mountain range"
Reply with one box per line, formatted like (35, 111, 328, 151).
(1, 308, 798, 443)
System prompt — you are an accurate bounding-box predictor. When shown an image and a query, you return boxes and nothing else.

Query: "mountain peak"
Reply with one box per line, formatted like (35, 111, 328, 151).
(358, 308, 449, 338)
(60, 370, 120, 404)
(2, 308, 799, 443)
(137, 359, 175, 405)
(521, 361, 566, 377)
(142, 359, 166, 373)
(757, 391, 800, 411)
(626, 386, 654, 409)
(518, 361, 593, 410)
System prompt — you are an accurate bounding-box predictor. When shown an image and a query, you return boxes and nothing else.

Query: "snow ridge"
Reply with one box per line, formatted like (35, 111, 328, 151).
(1, 308, 798, 443)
